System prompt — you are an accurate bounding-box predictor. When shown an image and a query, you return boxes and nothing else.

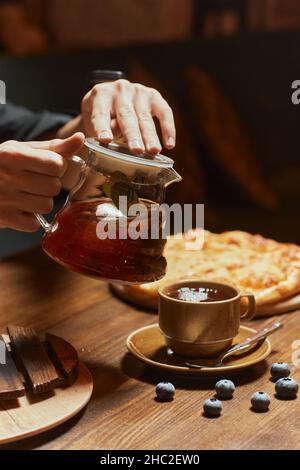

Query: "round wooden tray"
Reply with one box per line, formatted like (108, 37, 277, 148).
(256, 293, 300, 317)
(0, 362, 93, 445)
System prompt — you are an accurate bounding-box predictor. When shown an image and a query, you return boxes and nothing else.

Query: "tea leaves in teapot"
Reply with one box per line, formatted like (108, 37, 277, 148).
(111, 182, 139, 213)
(103, 171, 139, 214)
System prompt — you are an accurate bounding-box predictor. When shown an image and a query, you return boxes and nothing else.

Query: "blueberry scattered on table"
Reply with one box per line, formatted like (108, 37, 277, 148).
(251, 392, 271, 412)
(203, 398, 223, 417)
(275, 377, 298, 399)
(156, 382, 175, 401)
(270, 362, 290, 381)
(215, 379, 235, 399)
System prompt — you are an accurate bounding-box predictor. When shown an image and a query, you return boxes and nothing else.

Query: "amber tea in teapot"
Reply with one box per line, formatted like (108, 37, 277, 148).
(43, 198, 167, 283)
(38, 140, 181, 284)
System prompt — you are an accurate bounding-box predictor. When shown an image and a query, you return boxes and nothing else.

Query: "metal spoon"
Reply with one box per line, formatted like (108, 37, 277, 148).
(185, 321, 283, 369)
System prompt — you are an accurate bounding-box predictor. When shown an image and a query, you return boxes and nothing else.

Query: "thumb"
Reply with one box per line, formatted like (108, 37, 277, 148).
(27, 132, 85, 158)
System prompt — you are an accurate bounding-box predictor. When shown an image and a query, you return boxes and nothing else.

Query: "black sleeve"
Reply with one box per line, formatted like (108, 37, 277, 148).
(0, 102, 71, 142)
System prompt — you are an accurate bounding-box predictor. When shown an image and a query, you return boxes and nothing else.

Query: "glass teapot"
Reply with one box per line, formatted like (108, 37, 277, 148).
(37, 138, 182, 284)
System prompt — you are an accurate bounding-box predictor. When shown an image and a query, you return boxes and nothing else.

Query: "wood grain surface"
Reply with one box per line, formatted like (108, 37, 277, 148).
(46, 333, 79, 386)
(0, 362, 93, 445)
(0, 341, 25, 400)
(7, 325, 59, 393)
(0, 247, 299, 450)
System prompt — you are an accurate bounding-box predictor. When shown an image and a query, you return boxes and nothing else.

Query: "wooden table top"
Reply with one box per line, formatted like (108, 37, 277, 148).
(0, 247, 299, 450)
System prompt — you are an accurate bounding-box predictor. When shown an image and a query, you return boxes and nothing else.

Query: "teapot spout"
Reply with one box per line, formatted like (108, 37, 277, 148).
(163, 168, 182, 188)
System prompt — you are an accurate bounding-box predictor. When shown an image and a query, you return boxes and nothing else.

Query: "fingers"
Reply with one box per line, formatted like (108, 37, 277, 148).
(0, 141, 66, 177)
(82, 87, 114, 143)
(110, 118, 122, 141)
(151, 91, 176, 149)
(22, 148, 66, 177)
(0, 168, 62, 198)
(134, 89, 161, 155)
(114, 84, 175, 153)
(9, 193, 54, 214)
(81, 80, 176, 153)
(19, 133, 85, 178)
(114, 81, 145, 154)
(19, 172, 62, 197)
(0, 207, 40, 232)
(27, 132, 85, 158)
(0, 136, 81, 233)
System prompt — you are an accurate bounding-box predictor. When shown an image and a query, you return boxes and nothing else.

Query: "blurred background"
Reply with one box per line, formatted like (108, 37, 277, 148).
(1, 0, 300, 257)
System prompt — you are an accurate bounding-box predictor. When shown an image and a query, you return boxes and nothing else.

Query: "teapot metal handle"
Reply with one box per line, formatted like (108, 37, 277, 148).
(35, 155, 87, 232)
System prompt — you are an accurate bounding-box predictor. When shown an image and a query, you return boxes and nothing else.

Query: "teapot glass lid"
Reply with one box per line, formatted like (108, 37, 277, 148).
(85, 138, 175, 169)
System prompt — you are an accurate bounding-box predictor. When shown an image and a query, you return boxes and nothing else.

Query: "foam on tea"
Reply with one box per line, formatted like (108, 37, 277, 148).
(166, 283, 234, 303)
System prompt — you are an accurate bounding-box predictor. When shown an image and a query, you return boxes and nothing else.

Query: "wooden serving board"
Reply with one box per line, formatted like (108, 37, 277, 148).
(110, 284, 157, 310)
(0, 362, 93, 445)
(256, 292, 300, 317)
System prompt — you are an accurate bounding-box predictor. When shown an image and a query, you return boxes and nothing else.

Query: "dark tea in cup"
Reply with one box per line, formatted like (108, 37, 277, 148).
(165, 282, 234, 303)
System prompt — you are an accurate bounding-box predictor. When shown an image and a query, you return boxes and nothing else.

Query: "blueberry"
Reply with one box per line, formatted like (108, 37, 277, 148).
(156, 382, 175, 401)
(203, 398, 223, 417)
(270, 362, 290, 381)
(275, 377, 298, 399)
(251, 392, 271, 412)
(215, 379, 235, 399)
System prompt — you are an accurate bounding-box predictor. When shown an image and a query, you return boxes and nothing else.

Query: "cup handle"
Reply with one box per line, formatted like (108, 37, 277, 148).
(35, 155, 87, 232)
(240, 292, 256, 320)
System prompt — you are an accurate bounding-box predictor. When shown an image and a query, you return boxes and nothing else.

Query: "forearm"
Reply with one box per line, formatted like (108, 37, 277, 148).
(0, 103, 70, 142)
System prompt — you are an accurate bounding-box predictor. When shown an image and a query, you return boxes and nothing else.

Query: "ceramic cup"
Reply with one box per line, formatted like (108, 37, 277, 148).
(158, 279, 256, 358)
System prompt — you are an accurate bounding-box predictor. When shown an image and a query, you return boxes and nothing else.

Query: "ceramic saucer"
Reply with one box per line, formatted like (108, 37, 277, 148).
(126, 324, 271, 376)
